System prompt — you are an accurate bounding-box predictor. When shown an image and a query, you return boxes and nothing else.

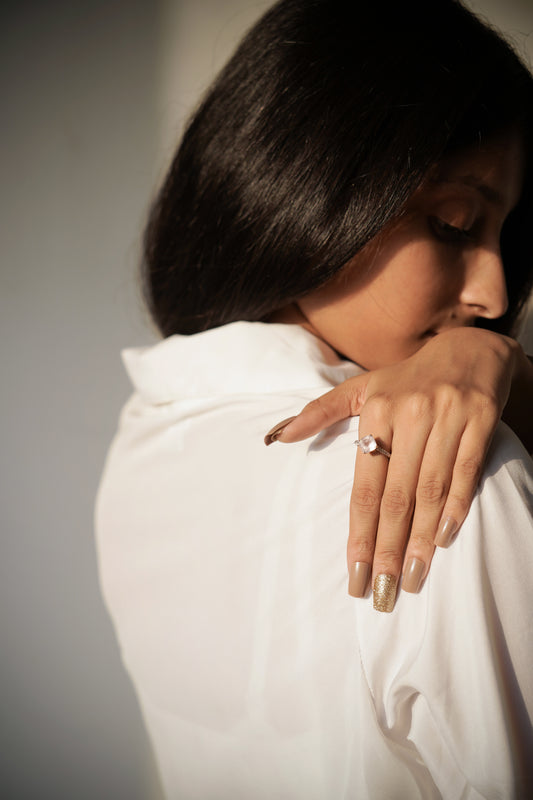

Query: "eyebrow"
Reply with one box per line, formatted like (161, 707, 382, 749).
(431, 175, 507, 209)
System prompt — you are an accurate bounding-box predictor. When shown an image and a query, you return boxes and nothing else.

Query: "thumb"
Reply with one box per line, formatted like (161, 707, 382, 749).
(265, 373, 369, 444)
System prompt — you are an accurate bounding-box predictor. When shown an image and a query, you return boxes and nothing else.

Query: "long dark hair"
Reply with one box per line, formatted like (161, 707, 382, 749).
(143, 0, 533, 337)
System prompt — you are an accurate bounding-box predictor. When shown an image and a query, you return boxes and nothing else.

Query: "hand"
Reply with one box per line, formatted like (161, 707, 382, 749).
(265, 328, 526, 610)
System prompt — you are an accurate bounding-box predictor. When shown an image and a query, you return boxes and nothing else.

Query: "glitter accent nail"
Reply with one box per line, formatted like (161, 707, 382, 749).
(373, 574, 397, 612)
(348, 562, 371, 598)
(264, 416, 297, 446)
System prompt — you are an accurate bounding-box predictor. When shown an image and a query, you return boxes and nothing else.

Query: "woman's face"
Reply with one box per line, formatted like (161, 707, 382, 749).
(290, 130, 524, 370)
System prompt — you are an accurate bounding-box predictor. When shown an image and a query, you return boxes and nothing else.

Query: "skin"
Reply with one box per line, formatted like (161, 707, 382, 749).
(270, 130, 533, 607)
(296, 131, 522, 367)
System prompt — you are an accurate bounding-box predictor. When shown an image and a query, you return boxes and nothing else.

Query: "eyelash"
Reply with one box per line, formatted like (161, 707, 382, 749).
(429, 216, 474, 243)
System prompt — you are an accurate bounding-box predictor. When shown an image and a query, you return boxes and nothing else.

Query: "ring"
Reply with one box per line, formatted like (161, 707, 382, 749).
(354, 434, 391, 459)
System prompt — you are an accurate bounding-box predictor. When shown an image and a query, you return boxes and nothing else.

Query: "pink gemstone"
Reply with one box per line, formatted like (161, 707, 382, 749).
(357, 434, 377, 453)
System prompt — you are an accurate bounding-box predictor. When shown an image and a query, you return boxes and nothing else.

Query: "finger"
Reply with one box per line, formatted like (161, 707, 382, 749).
(347, 435, 390, 598)
(347, 402, 393, 597)
(371, 420, 431, 611)
(264, 373, 370, 444)
(401, 420, 463, 593)
(434, 419, 496, 548)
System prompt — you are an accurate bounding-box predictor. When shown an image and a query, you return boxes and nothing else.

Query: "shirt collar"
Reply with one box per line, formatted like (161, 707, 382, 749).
(122, 322, 364, 404)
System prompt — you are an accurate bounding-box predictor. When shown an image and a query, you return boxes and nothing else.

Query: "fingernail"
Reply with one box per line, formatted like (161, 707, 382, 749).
(373, 574, 397, 613)
(264, 416, 297, 446)
(348, 562, 371, 598)
(402, 558, 426, 593)
(435, 516, 458, 548)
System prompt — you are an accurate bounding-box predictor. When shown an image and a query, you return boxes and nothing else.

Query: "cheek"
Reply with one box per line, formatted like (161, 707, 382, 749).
(375, 244, 455, 319)
(298, 237, 461, 368)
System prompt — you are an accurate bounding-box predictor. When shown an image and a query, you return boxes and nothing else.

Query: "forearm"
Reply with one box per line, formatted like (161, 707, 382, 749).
(502, 346, 533, 454)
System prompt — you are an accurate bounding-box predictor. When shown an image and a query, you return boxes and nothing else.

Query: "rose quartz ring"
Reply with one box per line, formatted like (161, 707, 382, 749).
(354, 434, 391, 458)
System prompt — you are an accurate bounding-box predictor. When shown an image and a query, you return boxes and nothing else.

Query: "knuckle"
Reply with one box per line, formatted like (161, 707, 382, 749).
(469, 390, 500, 421)
(406, 392, 432, 418)
(348, 536, 375, 558)
(456, 456, 483, 482)
(351, 484, 381, 514)
(407, 532, 434, 552)
(476, 389, 499, 412)
(446, 491, 470, 515)
(435, 383, 457, 406)
(363, 393, 392, 425)
(417, 477, 447, 505)
(306, 394, 332, 425)
(374, 545, 404, 568)
(381, 486, 413, 519)
(343, 381, 366, 416)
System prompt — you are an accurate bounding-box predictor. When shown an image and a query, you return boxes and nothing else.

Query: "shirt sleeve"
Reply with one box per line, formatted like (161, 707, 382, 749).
(353, 422, 533, 799)
(96, 394, 533, 800)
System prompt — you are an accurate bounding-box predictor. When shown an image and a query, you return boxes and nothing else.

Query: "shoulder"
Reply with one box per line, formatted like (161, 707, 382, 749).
(481, 421, 533, 502)
(120, 321, 363, 404)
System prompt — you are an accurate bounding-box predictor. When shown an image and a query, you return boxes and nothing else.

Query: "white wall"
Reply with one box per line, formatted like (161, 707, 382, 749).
(1, 1, 532, 798)
(1, 1, 160, 798)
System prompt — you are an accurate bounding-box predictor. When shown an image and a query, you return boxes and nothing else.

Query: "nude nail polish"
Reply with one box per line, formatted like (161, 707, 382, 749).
(348, 562, 371, 598)
(373, 574, 397, 612)
(402, 558, 425, 593)
(435, 516, 458, 548)
(264, 416, 297, 446)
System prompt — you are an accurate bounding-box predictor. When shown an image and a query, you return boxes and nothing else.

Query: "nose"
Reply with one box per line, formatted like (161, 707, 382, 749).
(459, 246, 508, 320)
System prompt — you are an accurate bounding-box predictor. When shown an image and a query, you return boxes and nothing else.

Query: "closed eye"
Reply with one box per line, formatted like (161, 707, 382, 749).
(428, 216, 473, 243)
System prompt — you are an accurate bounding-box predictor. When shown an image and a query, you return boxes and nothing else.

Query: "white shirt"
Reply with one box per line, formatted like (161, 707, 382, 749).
(96, 322, 533, 799)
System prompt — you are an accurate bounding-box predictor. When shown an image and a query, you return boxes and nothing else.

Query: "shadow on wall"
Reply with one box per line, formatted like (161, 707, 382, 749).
(1, 0, 161, 798)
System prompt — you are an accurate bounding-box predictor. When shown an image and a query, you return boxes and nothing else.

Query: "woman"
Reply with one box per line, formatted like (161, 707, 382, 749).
(96, 0, 533, 797)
